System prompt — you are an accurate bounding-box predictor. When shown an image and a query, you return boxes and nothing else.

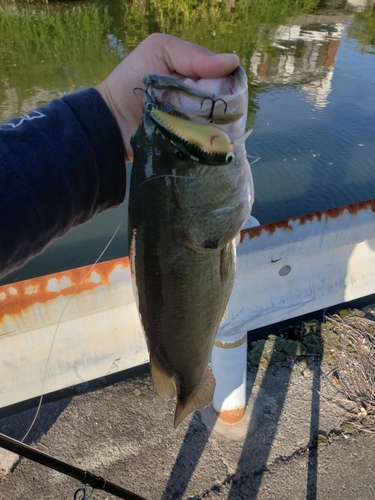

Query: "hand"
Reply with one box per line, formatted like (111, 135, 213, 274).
(96, 33, 239, 162)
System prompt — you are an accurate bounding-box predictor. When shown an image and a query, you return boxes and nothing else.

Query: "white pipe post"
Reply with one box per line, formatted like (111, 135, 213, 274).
(211, 332, 248, 424)
(212, 216, 260, 424)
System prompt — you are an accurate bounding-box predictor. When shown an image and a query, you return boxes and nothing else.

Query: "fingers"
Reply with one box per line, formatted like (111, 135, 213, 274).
(144, 33, 240, 78)
(97, 34, 241, 162)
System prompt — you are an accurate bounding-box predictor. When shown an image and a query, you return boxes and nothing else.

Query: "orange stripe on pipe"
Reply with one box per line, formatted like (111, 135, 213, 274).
(214, 407, 246, 424)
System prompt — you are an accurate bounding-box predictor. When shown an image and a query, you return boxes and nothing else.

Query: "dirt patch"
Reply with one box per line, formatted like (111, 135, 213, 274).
(247, 306, 375, 435)
(247, 319, 325, 370)
(323, 309, 375, 435)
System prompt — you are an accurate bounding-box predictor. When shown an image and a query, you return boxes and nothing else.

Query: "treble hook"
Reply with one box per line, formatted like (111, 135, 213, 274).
(200, 97, 228, 123)
(133, 86, 158, 111)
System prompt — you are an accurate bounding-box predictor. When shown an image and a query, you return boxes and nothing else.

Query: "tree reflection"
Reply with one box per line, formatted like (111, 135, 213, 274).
(347, 3, 375, 54)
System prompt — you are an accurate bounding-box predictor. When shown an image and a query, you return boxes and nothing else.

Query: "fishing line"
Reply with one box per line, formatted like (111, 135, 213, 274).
(247, 155, 261, 165)
(129, 158, 259, 206)
(128, 174, 200, 205)
(20, 220, 123, 445)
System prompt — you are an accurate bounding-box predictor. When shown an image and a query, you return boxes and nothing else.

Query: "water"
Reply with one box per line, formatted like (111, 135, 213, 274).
(1, 0, 375, 284)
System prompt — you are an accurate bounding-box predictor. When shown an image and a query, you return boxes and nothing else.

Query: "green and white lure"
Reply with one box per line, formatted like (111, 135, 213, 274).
(149, 109, 252, 166)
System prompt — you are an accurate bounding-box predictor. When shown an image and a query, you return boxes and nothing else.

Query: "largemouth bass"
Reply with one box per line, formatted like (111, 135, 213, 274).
(129, 67, 254, 427)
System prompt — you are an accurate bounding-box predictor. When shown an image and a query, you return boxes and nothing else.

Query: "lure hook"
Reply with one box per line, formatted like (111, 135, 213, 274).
(133, 86, 158, 111)
(200, 97, 228, 123)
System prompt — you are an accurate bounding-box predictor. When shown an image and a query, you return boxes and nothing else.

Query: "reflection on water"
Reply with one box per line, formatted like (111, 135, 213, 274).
(1, 0, 375, 282)
(251, 21, 344, 109)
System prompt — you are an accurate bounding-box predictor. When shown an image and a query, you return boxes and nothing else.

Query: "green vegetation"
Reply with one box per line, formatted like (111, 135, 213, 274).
(346, 3, 375, 54)
(119, 0, 322, 62)
(0, 1, 119, 117)
(0, 0, 324, 119)
(1, 0, 373, 122)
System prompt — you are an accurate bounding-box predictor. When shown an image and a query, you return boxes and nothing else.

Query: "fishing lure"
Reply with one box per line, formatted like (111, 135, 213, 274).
(149, 109, 235, 166)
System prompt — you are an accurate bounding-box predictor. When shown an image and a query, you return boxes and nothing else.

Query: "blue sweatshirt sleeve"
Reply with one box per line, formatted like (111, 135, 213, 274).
(0, 88, 126, 279)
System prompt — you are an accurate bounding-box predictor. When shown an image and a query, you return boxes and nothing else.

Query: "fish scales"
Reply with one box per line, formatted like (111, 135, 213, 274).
(129, 67, 253, 427)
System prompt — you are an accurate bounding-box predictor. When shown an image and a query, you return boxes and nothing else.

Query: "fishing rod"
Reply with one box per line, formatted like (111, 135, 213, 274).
(0, 433, 147, 500)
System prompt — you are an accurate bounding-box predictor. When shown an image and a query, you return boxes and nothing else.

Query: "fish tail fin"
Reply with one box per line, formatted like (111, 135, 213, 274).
(150, 355, 176, 400)
(174, 369, 216, 428)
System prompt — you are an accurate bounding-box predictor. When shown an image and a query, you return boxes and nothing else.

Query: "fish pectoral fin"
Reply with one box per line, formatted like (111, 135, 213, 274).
(150, 356, 176, 400)
(174, 369, 216, 428)
(220, 241, 235, 283)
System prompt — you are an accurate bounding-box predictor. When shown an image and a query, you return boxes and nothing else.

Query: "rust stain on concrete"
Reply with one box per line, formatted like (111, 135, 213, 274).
(0, 257, 130, 320)
(240, 199, 375, 243)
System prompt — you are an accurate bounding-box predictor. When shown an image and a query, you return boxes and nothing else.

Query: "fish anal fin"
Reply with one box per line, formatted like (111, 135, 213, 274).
(174, 369, 216, 428)
(150, 356, 176, 400)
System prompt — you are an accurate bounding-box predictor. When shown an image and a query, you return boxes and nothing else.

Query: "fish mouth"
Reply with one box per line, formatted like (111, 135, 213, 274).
(144, 66, 248, 142)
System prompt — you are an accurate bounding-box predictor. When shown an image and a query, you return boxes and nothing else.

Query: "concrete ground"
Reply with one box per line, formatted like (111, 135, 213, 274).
(0, 316, 375, 500)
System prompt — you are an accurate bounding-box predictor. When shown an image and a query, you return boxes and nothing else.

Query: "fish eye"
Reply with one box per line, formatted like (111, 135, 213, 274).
(225, 152, 235, 163)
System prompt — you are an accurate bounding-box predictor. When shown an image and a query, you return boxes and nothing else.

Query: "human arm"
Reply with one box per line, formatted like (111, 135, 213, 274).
(0, 34, 239, 279)
(0, 89, 125, 279)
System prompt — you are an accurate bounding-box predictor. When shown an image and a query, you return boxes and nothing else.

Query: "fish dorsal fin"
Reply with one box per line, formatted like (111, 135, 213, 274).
(174, 369, 216, 428)
(150, 355, 176, 400)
